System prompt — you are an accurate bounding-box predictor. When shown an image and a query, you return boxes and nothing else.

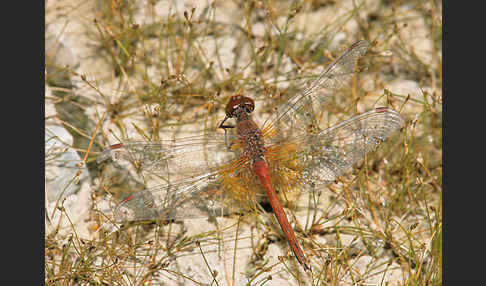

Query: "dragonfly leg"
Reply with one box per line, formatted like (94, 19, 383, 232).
(217, 115, 235, 129)
(218, 115, 235, 150)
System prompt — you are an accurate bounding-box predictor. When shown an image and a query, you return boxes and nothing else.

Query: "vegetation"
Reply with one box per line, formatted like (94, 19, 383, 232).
(45, 0, 441, 285)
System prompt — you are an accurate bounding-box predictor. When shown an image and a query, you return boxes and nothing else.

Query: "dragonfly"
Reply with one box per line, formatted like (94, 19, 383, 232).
(98, 40, 404, 271)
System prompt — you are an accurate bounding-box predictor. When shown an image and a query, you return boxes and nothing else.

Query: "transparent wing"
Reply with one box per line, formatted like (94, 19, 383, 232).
(271, 107, 404, 188)
(98, 133, 254, 222)
(97, 133, 241, 183)
(263, 40, 369, 140)
(112, 174, 246, 222)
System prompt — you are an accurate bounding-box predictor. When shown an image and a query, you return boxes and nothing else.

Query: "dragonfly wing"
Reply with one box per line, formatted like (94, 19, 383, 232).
(98, 134, 253, 222)
(113, 173, 242, 222)
(290, 107, 404, 187)
(262, 40, 369, 140)
(98, 133, 241, 183)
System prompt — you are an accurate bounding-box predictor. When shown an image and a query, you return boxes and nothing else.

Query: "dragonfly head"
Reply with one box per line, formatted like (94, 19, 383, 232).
(225, 95, 255, 118)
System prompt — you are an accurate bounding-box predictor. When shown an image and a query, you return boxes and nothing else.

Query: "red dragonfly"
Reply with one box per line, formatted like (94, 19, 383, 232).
(98, 40, 404, 271)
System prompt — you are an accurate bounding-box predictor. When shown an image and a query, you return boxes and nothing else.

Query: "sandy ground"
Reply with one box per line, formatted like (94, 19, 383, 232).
(45, 0, 441, 285)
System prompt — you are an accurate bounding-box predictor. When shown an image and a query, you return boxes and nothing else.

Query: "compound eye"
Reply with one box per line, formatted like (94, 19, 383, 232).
(225, 95, 255, 117)
(243, 102, 254, 113)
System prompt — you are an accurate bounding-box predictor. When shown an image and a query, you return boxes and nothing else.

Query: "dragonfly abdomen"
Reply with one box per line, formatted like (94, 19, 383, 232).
(253, 160, 309, 271)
